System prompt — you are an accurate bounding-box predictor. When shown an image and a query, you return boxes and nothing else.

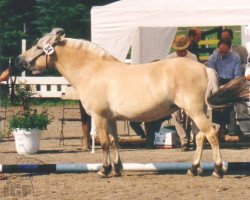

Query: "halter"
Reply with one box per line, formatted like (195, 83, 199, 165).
(29, 42, 56, 69)
(43, 43, 55, 68)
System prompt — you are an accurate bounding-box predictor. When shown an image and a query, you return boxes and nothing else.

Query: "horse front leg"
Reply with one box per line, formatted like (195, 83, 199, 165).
(109, 120, 123, 176)
(94, 116, 112, 177)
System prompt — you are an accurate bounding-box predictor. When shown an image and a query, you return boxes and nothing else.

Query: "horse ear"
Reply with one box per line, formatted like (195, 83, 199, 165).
(49, 28, 65, 45)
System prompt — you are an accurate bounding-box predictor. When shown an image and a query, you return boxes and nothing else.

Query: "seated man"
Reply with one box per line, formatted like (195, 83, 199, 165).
(219, 28, 248, 66)
(129, 116, 171, 148)
(208, 39, 242, 139)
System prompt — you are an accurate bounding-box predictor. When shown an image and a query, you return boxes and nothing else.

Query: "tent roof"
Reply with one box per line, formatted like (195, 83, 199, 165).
(91, 0, 250, 61)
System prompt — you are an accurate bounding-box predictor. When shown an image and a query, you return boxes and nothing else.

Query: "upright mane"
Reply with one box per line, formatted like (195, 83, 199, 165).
(64, 38, 118, 61)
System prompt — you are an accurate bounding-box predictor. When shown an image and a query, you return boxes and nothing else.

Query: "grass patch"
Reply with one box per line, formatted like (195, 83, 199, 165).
(0, 97, 79, 107)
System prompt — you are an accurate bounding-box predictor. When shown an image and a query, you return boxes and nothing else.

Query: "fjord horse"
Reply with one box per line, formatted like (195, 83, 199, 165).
(16, 28, 249, 178)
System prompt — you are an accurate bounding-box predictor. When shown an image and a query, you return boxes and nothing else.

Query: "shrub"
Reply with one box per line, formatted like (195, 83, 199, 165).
(8, 82, 53, 131)
(8, 109, 52, 130)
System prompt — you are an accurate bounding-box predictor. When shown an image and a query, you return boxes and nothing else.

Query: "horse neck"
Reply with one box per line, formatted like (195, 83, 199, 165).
(53, 39, 119, 89)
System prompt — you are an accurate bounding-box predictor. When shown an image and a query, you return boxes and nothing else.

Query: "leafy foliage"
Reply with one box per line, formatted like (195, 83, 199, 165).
(34, 0, 89, 38)
(0, 0, 37, 68)
(8, 109, 52, 130)
(10, 82, 34, 108)
(8, 82, 52, 130)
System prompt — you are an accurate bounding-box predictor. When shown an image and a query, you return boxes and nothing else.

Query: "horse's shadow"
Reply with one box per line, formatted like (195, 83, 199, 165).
(1, 149, 83, 154)
(37, 149, 83, 154)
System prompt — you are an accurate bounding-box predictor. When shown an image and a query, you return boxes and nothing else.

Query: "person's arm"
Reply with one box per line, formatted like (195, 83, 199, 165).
(245, 64, 250, 81)
(233, 55, 242, 78)
(207, 55, 216, 70)
(0, 69, 10, 82)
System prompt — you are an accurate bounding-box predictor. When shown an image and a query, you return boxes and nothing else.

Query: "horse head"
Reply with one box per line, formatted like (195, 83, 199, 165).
(16, 28, 65, 71)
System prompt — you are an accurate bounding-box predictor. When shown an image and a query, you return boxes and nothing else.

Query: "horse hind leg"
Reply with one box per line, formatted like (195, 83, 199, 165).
(109, 120, 123, 176)
(79, 102, 91, 150)
(81, 121, 91, 150)
(187, 131, 205, 176)
(205, 124, 227, 178)
(189, 113, 227, 178)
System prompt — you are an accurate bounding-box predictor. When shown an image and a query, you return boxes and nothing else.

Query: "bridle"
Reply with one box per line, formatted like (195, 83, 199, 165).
(24, 28, 65, 70)
(10, 41, 58, 103)
(30, 42, 57, 69)
(10, 29, 64, 104)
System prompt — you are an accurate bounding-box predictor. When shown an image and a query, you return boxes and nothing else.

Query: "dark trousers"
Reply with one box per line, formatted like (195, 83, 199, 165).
(129, 116, 171, 148)
(212, 78, 233, 127)
(129, 121, 145, 137)
(145, 116, 171, 148)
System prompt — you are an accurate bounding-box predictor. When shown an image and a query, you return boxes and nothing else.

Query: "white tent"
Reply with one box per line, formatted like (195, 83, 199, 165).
(91, 0, 250, 63)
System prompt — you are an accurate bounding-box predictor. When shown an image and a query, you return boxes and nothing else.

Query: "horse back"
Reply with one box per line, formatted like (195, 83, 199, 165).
(98, 58, 209, 120)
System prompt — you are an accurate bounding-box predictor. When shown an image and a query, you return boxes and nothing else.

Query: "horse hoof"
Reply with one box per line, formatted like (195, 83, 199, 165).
(197, 167, 203, 176)
(213, 171, 223, 178)
(113, 169, 122, 177)
(213, 163, 224, 178)
(97, 164, 112, 178)
(187, 164, 201, 176)
(113, 163, 123, 177)
(187, 169, 195, 176)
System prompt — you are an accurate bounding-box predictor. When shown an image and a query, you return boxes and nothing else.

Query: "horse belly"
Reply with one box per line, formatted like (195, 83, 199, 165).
(110, 97, 175, 122)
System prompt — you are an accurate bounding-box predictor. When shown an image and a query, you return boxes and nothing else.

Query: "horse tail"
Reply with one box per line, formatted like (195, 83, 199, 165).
(205, 68, 250, 108)
(204, 67, 219, 108)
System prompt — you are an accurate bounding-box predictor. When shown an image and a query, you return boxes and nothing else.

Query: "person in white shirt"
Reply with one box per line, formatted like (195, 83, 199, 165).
(167, 35, 198, 151)
(167, 35, 198, 61)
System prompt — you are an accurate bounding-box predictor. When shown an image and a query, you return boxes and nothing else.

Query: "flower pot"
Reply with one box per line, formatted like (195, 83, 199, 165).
(12, 128, 42, 154)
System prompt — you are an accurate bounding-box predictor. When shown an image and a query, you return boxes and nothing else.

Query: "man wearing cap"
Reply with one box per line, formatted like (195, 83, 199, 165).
(168, 35, 198, 61)
(167, 35, 198, 151)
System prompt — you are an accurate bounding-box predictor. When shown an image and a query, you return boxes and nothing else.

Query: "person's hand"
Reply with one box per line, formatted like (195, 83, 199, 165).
(246, 74, 250, 81)
(0, 69, 11, 82)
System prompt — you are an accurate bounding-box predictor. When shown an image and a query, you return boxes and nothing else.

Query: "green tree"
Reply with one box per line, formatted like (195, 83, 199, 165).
(0, 0, 118, 73)
(0, 0, 36, 68)
(34, 0, 89, 38)
(34, 0, 118, 39)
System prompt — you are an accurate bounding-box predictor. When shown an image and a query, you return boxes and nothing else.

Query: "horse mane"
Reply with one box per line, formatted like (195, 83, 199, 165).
(64, 38, 119, 62)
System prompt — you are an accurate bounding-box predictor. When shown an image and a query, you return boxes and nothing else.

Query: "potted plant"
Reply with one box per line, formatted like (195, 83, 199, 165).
(8, 82, 52, 154)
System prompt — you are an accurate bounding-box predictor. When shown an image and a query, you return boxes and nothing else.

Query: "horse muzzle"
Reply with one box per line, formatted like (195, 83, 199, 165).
(15, 55, 34, 71)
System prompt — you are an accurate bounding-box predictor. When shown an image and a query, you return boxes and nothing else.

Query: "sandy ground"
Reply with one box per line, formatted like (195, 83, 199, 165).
(0, 106, 249, 200)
